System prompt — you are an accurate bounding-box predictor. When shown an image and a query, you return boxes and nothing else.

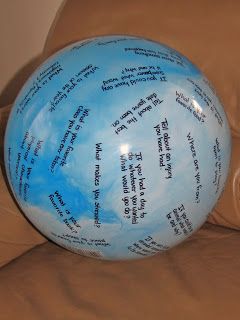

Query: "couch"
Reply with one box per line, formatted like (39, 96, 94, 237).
(0, 1, 240, 319)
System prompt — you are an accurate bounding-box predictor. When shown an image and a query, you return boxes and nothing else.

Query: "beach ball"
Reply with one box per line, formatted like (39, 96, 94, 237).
(4, 35, 231, 260)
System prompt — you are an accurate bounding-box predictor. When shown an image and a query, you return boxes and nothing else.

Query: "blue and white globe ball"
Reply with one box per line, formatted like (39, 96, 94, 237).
(4, 35, 231, 260)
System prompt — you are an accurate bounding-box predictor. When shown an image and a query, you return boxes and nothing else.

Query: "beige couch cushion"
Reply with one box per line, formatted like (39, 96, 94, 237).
(0, 223, 239, 320)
